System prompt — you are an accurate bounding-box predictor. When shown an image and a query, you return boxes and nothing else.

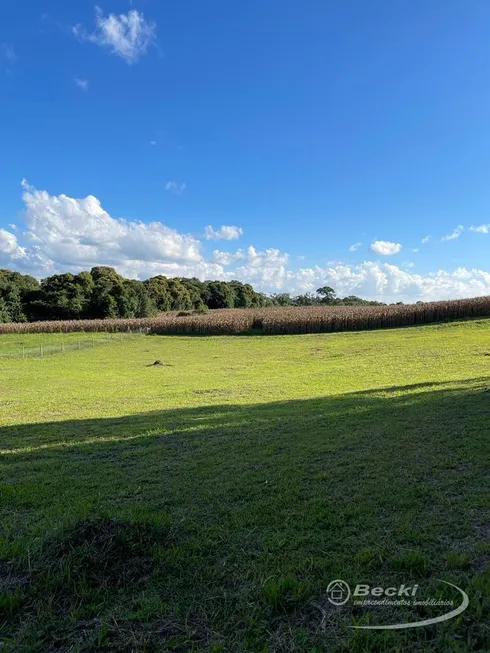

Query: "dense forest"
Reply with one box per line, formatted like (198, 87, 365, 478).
(0, 267, 384, 323)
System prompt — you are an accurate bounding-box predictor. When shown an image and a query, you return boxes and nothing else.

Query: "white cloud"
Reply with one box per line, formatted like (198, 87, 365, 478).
(11, 181, 201, 276)
(74, 7, 156, 64)
(106, 258, 227, 282)
(3, 44, 17, 62)
(0, 229, 23, 257)
(412, 248, 419, 253)
(349, 242, 362, 252)
(204, 225, 243, 240)
(369, 240, 402, 256)
(212, 250, 234, 266)
(74, 77, 89, 91)
(441, 225, 464, 242)
(469, 224, 490, 234)
(421, 236, 430, 244)
(279, 262, 490, 303)
(233, 246, 289, 289)
(5, 181, 490, 303)
(164, 181, 186, 194)
(212, 248, 245, 266)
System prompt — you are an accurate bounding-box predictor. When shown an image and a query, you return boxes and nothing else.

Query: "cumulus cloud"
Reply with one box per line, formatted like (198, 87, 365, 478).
(106, 258, 227, 282)
(469, 224, 490, 234)
(212, 249, 245, 266)
(441, 225, 464, 242)
(13, 181, 202, 276)
(280, 262, 490, 303)
(74, 7, 156, 64)
(369, 240, 402, 256)
(211, 250, 490, 302)
(349, 242, 362, 252)
(74, 77, 89, 91)
(421, 235, 430, 244)
(4, 181, 490, 303)
(0, 229, 23, 257)
(212, 251, 234, 266)
(164, 181, 186, 194)
(233, 246, 289, 289)
(204, 225, 243, 240)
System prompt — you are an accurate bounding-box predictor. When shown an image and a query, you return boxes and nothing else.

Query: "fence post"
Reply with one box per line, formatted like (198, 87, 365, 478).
(40, 345, 43, 358)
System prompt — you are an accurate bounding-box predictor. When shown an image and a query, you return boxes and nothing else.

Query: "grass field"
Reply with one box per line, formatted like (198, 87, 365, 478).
(1, 320, 489, 651)
(0, 332, 137, 358)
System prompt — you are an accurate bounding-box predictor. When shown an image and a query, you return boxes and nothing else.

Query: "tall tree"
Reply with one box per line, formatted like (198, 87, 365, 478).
(206, 281, 236, 309)
(316, 286, 337, 304)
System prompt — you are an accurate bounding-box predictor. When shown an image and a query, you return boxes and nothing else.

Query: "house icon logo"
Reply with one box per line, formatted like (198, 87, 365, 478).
(326, 579, 351, 606)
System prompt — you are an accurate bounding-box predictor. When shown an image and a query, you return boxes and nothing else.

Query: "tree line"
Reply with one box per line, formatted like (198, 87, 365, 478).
(270, 286, 386, 307)
(0, 268, 387, 323)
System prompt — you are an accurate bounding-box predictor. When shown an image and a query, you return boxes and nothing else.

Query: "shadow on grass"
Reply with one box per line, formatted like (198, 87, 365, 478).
(2, 376, 489, 454)
(0, 379, 489, 652)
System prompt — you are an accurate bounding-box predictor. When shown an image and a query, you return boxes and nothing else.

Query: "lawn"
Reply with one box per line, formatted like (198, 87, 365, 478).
(0, 320, 489, 651)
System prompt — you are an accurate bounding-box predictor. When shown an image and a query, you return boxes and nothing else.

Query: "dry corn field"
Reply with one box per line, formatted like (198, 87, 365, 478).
(1, 295, 490, 335)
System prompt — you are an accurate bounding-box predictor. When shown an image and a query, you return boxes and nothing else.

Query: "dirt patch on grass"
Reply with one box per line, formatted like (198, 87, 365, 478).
(39, 517, 174, 590)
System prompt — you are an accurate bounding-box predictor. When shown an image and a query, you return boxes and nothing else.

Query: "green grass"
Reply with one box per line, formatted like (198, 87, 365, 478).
(0, 331, 135, 358)
(0, 319, 489, 651)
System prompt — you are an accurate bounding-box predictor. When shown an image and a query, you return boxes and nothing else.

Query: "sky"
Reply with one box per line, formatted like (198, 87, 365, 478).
(2, 0, 490, 302)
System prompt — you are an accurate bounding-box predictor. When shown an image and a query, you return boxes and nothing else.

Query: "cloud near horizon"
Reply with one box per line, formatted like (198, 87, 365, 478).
(1, 182, 490, 303)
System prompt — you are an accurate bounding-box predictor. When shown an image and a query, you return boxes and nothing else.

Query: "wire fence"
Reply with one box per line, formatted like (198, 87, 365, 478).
(0, 330, 148, 360)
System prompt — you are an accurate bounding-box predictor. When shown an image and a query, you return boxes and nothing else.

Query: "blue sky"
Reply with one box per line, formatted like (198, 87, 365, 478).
(2, 0, 490, 301)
